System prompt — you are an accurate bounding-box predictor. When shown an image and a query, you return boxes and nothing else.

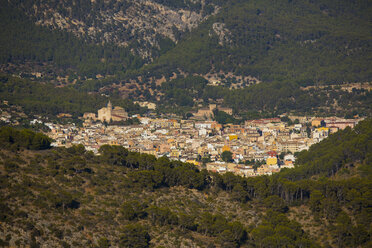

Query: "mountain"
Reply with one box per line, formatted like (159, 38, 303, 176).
(11, 0, 222, 60)
(148, 0, 372, 83)
(0, 0, 145, 80)
(2, 0, 371, 83)
(0, 0, 371, 118)
(0, 120, 371, 247)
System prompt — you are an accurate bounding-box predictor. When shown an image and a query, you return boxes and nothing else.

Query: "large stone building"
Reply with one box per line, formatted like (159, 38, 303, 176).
(193, 104, 233, 120)
(98, 101, 128, 123)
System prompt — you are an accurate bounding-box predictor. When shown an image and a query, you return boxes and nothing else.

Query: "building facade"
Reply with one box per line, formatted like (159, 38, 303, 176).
(98, 101, 128, 123)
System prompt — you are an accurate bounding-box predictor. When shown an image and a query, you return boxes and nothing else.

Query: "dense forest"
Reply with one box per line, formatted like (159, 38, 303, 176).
(155, 75, 372, 118)
(9, 0, 222, 60)
(1, 0, 371, 83)
(0, 120, 371, 247)
(0, 126, 52, 150)
(0, 74, 145, 118)
(0, 0, 371, 119)
(148, 0, 372, 83)
(2, 71, 370, 121)
(0, 0, 144, 78)
(0, 1, 370, 246)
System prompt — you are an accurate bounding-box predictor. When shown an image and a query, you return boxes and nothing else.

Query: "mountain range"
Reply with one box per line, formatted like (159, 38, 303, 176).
(0, 0, 371, 118)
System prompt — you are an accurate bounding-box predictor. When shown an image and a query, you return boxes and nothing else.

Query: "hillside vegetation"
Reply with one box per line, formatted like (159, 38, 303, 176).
(0, 120, 371, 247)
(12, 0, 221, 60)
(0, 0, 371, 119)
(150, 0, 372, 83)
(0, 0, 143, 78)
(154, 75, 372, 118)
(0, 74, 145, 119)
(1, 0, 371, 83)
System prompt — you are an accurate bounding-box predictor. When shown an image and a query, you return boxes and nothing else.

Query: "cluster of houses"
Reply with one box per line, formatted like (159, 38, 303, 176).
(45, 108, 362, 177)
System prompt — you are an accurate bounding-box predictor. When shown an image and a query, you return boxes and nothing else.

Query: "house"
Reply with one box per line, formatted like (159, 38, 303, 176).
(311, 118, 323, 127)
(326, 121, 356, 130)
(194, 104, 234, 120)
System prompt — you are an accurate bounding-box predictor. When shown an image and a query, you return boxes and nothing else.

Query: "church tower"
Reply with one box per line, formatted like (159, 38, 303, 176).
(107, 101, 112, 122)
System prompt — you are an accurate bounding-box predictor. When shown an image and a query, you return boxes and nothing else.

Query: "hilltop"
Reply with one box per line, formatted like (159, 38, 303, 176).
(149, 0, 372, 83)
(0, 0, 371, 118)
(1, 0, 371, 81)
(0, 120, 371, 247)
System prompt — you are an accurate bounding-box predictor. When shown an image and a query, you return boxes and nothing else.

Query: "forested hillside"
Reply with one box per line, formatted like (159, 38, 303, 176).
(0, 74, 145, 118)
(7, 0, 221, 60)
(0, 0, 371, 118)
(150, 0, 372, 83)
(1, 0, 371, 83)
(0, 0, 143, 78)
(155, 75, 372, 118)
(0, 120, 371, 247)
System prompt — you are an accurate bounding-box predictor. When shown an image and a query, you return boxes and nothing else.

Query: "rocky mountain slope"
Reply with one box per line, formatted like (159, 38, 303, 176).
(149, 0, 372, 83)
(3, 0, 371, 84)
(15, 0, 220, 60)
(1, 0, 371, 118)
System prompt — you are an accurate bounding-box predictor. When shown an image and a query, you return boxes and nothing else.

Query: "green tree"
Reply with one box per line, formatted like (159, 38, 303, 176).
(231, 184, 249, 203)
(309, 190, 324, 213)
(178, 213, 196, 231)
(333, 212, 353, 247)
(218, 229, 238, 248)
(121, 201, 147, 221)
(96, 237, 110, 248)
(221, 151, 233, 163)
(120, 224, 150, 248)
(263, 195, 289, 213)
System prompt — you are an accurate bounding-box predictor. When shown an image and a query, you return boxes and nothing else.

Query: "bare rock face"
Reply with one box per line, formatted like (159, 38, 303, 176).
(211, 22, 232, 46)
(17, 0, 220, 60)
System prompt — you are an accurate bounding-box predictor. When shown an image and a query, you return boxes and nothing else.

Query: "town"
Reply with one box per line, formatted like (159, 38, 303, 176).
(28, 101, 360, 178)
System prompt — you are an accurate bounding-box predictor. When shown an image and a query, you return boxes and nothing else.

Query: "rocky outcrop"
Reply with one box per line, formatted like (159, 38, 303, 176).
(17, 0, 220, 60)
(211, 22, 232, 46)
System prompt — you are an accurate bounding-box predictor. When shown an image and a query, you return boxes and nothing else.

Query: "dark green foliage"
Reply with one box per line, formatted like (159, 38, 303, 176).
(0, 74, 143, 117)
(1, 119, 371, 247)
(0, 126, 52, 150)
(262, 195, 289, 213)
(99, 145, 130, 166)
(120, 224, 150, 248)
(0, 203, 13, 222)
(178, 213, 197, 231)
(146, 205, 178, 226)
(197, 213, 228, 235)
(155, 75, 371, 117)
(160, 76, 208, 107)
(213, 109, 239, 125)
(151, 0, 372, 83)
(281, 119, 372, 180)
(98, 145, 209, 190)
(231, 184, 250, 203)
(121, 201, 147, 221)
(126, 170, 164, 190)
(41, 190, 80, 211)
(251, 210, 313, 248)
(99, 145, 156, 170)
(236, 81, 372, 116)
(96, 237, 110, 248)
(0, 0, 143, 77)
(221, 151, 233, 163)
(158, 35, 176, 53)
